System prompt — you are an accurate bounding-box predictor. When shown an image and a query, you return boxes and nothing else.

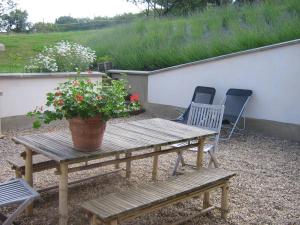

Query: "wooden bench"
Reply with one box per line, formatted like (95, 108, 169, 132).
(81, 168, 236, 225)
(7, 154, 57, 178)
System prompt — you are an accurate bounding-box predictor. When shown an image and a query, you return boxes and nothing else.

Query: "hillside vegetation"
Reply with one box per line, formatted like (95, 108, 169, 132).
(0, 0, 299, 72)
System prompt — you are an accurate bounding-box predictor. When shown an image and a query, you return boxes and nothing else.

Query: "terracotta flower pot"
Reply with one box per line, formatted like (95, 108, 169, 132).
(68, 117, 106, 152)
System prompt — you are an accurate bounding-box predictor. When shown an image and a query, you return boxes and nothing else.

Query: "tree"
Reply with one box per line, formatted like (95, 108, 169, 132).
(0, 0, 16, 16)
(0, 0, 15, 30)
(127, 0, 241, 16)
(1, 9, 29, 32)
(32, 22, 59, 33)
(55, 16, 77, 24)
(127, 0, 209, 16)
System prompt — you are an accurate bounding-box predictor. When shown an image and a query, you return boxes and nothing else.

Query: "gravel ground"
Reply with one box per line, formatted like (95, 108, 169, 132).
(0, 113, 299, 225)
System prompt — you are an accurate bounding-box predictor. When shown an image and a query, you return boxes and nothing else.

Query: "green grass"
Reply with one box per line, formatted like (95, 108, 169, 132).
(0, 0, 299, 72)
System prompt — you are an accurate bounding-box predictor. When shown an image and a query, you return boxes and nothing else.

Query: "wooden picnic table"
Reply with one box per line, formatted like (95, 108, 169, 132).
(12, 118, 216, 225)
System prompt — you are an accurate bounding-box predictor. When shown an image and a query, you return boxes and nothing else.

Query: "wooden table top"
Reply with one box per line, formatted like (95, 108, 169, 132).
(13, 118, 216, 163)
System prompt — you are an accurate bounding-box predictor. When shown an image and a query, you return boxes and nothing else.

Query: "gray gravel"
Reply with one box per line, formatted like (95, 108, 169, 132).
(0, 113, 299, 225)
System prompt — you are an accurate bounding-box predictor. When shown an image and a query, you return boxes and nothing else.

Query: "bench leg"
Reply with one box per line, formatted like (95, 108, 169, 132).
(221, 183, 229, 219)
(125, 152, 132, 179)
(115, 153, 120, 169)
(203, 192, 210, 209)
(24, 148, 33, 215)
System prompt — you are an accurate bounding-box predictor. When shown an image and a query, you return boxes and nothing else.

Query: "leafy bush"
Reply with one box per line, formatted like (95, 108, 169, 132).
(25, 40, 96, 72)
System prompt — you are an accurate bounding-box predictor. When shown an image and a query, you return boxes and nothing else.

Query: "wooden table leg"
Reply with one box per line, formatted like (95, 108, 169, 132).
(152, 146, 160, 181)
(109, 219, 118, 225)
(115, 153, 120, 169)
(221, 182, 229, 219)
(59, 162, 68, 225)
(125, 152, 132, 179)
(90, 215, 98, 225)
(24, 147, 33, 215)
(196, 137, 205, 170)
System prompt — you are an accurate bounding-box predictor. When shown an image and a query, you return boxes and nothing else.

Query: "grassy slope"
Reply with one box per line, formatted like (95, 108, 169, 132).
(0, 0, 299, 72)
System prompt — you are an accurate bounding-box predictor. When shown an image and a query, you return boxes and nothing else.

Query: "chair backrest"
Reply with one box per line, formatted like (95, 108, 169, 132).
(181, 86, 216, 123)
(222, 88, 252, 123)
(187, 102, 224, 135)
(192, 86, 216, 105)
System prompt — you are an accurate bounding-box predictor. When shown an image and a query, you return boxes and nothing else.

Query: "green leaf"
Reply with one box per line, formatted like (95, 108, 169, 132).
(33, 120, 41, 129)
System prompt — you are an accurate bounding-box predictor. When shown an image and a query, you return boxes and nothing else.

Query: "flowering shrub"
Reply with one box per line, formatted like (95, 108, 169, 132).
(25, 41, 96, 72)
(28, 75, 141, 128)
(129, 93, 141, 111)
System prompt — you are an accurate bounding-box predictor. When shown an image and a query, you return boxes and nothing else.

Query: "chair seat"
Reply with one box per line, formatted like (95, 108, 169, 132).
(0, 179, 39, 225)
(188, 144, 214, 152)
(172, 142, 214, 152)
(0, 179, 39, 207)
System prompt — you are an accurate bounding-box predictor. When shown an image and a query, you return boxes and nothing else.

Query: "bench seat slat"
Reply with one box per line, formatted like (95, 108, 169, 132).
(81, 168, 235, 221)
(7, 154, 57, 175)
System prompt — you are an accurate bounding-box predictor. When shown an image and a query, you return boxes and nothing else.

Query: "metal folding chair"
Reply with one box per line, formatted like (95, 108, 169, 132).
(173, 86, 216, 124)
(0, 179, 39, 225)
(220, 88, 253, 140)
(172, 103, 224, 175)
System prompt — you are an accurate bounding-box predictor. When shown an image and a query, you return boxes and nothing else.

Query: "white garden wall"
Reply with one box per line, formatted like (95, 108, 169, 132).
(148, 40, 300, 125)
(0, 72, 103, 118)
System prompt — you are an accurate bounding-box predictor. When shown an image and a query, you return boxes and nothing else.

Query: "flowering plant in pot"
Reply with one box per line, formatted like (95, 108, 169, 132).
(28, 75, 140, 152)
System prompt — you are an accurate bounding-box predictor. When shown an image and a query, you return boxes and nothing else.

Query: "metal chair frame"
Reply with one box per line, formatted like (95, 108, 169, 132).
(220, 89, 253, 140)
(0, 179, 39, 225)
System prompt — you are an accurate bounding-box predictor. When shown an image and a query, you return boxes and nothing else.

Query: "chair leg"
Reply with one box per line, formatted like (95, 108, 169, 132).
(172, 152, 184, 176)
(180, 151, 185, 166)
(172, 154, 180, 176)
(3, 198, 34, 225)
(226, 116, 246, 140)
(208, 151, 219, 168)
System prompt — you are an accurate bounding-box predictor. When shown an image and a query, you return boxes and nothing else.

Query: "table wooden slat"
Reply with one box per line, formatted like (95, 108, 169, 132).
(13, 118, 216, 163)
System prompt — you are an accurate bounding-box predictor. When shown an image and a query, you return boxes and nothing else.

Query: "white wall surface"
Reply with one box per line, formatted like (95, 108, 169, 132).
(148, 41, 300, 125)
(0, 74, 102, 118)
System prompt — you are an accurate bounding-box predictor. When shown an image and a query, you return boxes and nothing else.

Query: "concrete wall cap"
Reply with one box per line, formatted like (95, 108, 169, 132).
(0, 71, 104, 79)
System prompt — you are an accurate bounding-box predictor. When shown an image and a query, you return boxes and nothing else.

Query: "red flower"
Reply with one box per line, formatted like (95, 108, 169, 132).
(55, 91, 62, 96)
(96, 95, 103, 100)
(130, 93, 139, 102)
(54, 99, 64, 106)
(75, 94, 84, 102)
